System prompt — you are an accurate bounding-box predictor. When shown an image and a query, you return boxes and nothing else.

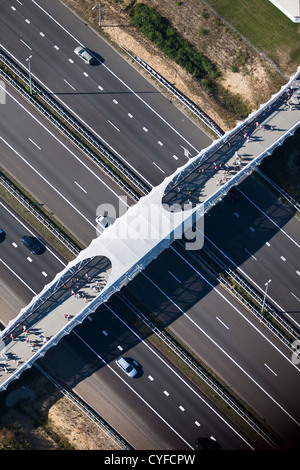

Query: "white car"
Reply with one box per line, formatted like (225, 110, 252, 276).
(115, 357, 138, 378)
(95, 214, 110, 229)
(74, 46, 94, 64)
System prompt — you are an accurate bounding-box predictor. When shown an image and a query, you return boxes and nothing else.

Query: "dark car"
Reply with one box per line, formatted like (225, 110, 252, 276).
(21, 235, 42, 254)
(0, 228, 5, 242)
(194, 436, 221, 450)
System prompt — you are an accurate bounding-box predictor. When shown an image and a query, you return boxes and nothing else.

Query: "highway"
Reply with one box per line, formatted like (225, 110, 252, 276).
(0, 0, 299, 452)
(0, 84, 130, 246)
(0, 205, 253, 450)
(125, 212, 300, 447)
(0, 198, 66, 324)
(0, 0, 212, 188)
(203, 174, 300, 328)
(42, 302, 252, 450)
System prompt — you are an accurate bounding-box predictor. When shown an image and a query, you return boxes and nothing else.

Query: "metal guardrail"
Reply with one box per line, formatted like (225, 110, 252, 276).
(255, 168, 300, 212)
(0, 49, 149, 201)
(201, 244, 300, 343)
(122, 48, 224, 138)
(117, 291, 277, 448)
(35, 364, 132, 450)
(0, 173, 80, 257)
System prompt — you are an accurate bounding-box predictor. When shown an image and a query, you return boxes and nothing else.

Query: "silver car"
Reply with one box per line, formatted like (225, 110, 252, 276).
(74, 46, 94, 64)
(115, 357, 138, 378)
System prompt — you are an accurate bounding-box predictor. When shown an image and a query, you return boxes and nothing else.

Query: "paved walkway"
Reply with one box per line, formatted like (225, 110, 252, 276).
(0, 75, 300, 391)
(163, 82, 300, 208)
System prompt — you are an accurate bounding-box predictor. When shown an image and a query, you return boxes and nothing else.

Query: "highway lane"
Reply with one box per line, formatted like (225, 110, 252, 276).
(0, 83, 129, 246)
(0, 208, 252, 449)
(42, 300, 253, 450)
(0, 198, 67, 322)
(0, 0, 212, 187)
(0, 87, 298, 444)
(202, 174, 300, 327)
(125, 241, 300, 447)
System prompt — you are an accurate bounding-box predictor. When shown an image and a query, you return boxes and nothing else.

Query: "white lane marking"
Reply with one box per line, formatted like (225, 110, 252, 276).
(64, 79, 75, 90)
(103, 303, 254, 449)
(280, 256, 286, 261)
(27, 257, 33, 263)
(54, 45, 59, 50)
(39, 32, 45, 37)
(1, 201, 66, 267)
(108, 120, 120, 131)
(264, 363, 277, 376)
(195, 421, 201, 427)
(128, 113, 133, 118)
(113, 99, 118, 104)
(68, 58, 74, 64)
(201, 231, 300, 330)
(143, 127, 148, 132)
(11, 6, 16, 11)
(0, 258, 37, 295)
(291, 292, 300, 302)
(74, 181, 87, 193)
(163, 390, 169, 396)
(265, 241, 271, 247)
(98, 85, 103, 91)
(74, 330, 194, 449)
(244, 248, 257, 260)
(20, 39, 32, 50)
(238, 188, 300, 249)
(28, 137, 41, 150)
(29, 1, 202, 182)
(216, 317, 229, 330)
(153, 161, 165, 174)
(146, 246, 300, 428)
(42, 271, 48, 277)
(179, 405, 185, 411)
(0, 83, 129, 211)
(158, 141, 163, 146)
(168, 271, 181, 284)
(25, 18, 30, 24)
(173, 155, 178, 160)
(83, 71, 89, 77)
(0, 136, 94, 229)
(148, 375, 154, 381)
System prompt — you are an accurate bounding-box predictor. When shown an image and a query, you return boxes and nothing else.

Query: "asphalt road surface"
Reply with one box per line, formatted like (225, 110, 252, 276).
(0, 0, 212, 188)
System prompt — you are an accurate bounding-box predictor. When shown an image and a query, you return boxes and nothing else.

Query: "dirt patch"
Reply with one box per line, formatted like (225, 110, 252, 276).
(62, 0, 286, 130)
(0, 371, 122, 450)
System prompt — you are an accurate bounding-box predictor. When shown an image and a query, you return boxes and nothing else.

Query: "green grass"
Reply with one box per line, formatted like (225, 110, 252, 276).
(205, 0, 300, 71)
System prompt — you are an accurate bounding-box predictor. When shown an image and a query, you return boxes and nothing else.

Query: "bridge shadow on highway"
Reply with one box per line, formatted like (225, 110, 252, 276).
(39, 134, 299, 393)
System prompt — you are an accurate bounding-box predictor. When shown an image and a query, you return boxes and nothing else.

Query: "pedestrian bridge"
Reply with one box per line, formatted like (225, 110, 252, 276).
(0, 67, 299, 392)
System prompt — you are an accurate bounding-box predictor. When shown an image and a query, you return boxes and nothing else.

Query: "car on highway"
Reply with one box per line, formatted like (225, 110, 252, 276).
(0, 228, 5, 242)
(95, 214, 111, 229)
(194, 436, 221, 450)
(74, 46, 95, 64)
(115, 357, 138, 378)
(21, 235, 42, 254)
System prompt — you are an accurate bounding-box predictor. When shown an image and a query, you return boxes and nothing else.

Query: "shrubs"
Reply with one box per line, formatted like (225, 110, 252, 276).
(129, 3, 219, 83)
(128, 2, 250, 119)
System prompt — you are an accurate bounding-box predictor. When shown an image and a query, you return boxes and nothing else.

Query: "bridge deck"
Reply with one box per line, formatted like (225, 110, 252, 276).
(0, 72, 299, 391)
